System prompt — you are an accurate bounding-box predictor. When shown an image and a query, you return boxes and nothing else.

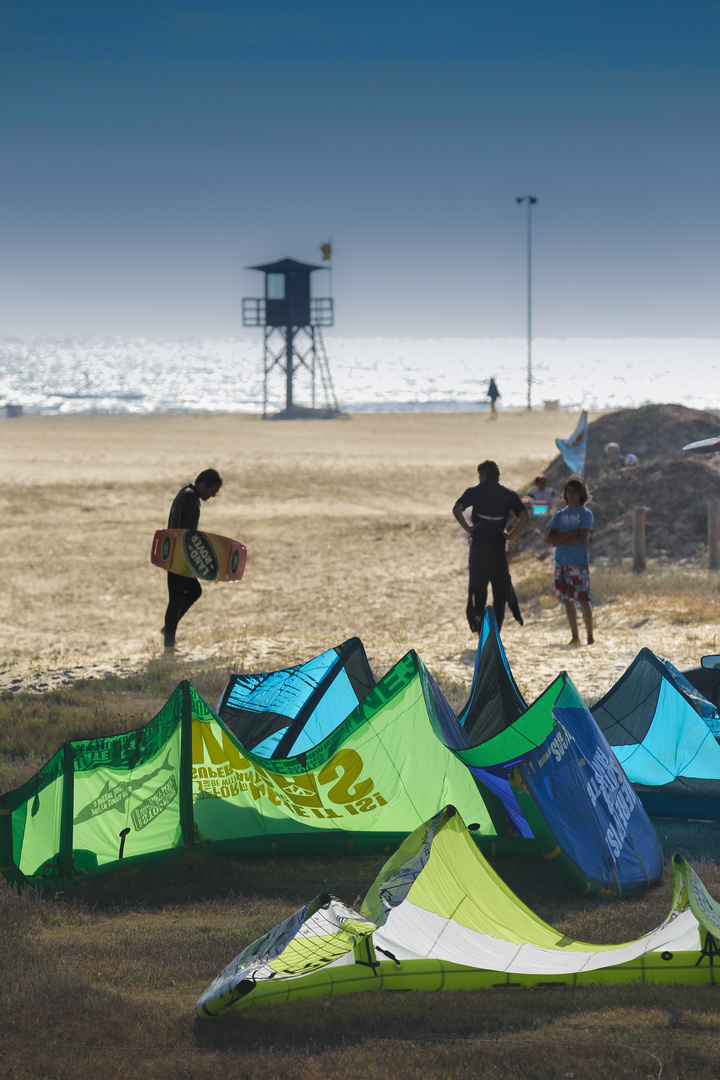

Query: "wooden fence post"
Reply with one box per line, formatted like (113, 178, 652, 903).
(709, 500, 720, 572)
(633, 507, 646, 572)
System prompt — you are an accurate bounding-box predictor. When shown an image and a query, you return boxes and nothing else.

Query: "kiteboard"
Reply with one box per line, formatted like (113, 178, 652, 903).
(151, 529, 247, 582)
(683, 435, 720, 454)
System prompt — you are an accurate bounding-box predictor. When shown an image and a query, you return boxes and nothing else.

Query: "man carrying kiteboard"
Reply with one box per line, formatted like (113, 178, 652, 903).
(453, 459, 529, 633)
(162, 468, 223, 650)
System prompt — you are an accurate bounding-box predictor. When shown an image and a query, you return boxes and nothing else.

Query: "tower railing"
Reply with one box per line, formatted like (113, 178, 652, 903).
(242, 297, 334, 328)
(309, 298, 334, 326)
(242, 298, 265, 327)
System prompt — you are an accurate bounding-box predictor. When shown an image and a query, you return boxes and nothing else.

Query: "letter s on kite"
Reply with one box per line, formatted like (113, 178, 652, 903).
(318, 749, 374, 804)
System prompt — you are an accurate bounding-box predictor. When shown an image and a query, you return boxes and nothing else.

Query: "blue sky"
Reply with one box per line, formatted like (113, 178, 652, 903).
(2, 2, 719, 339)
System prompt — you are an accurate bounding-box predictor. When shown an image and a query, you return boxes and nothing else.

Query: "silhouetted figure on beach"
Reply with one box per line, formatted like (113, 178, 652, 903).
(163, 469, 223, 650)
(487, 378, 500, 418)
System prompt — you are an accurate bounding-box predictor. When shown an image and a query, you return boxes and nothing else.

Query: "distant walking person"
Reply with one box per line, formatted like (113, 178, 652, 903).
(163, 469, 223, 650)
(545, 474, 594, 647)
(453, 460, 529, 633)
(487, 378, 501, 419)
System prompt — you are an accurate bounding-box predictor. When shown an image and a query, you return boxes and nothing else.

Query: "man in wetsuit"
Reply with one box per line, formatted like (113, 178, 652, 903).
(163, 468, 223, 649)
(452, 459, 529, 633)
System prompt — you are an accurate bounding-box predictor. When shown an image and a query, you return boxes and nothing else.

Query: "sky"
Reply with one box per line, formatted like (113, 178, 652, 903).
(2, 1, 719, 340)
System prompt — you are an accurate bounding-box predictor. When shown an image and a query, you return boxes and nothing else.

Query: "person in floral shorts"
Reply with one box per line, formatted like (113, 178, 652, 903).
(545, 474, 594, 646)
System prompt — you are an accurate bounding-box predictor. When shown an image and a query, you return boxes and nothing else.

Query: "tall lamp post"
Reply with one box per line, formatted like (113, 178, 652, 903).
(516, 195, 537, 410)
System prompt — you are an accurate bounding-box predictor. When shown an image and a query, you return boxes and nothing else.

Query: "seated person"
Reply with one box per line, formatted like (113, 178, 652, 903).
(605, 442, 638, 468)
(526, 475, 557, 513)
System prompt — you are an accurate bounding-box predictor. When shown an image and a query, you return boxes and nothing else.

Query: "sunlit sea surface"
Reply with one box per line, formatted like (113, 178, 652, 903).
(0, 337, 718, 414)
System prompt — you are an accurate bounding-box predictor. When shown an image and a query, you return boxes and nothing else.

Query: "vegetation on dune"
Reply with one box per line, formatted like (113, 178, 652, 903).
(518, 404, 720, 563)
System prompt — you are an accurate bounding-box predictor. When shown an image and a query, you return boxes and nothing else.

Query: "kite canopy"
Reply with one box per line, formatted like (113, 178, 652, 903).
(592, 647, 720, 819)
(436, 611, 663, 896)
(213, 611, 662, 896)
(0, 614, 662, 896)
(458, 608, 527, 738)
(197, 806, 719, 1019)
(0, 659, 500, 887)
(217, 637, 375, 758)
(556, 409, 588, 476)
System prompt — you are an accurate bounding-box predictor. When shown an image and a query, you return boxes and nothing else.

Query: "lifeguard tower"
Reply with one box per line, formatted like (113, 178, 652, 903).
(242, 256, 339, 418)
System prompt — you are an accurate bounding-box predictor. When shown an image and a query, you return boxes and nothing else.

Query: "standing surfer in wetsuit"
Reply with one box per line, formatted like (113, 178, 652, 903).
(452, 460, 529, 632)
(163, 468, 223, 650)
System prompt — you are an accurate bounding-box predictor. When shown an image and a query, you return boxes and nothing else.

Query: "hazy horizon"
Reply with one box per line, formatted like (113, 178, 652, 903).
(2, 334, 717, 414)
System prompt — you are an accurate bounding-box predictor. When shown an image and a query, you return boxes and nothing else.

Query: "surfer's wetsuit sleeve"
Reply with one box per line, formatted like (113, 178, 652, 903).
(164, 484, 202, 649)
(168, 485, 201, 530)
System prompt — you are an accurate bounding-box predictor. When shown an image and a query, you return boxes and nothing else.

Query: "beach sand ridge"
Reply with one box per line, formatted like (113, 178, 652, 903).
(1, 410, 715, 701)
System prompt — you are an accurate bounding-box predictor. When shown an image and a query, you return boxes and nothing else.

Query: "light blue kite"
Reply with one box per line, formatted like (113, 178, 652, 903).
(556, 409, 588, 476)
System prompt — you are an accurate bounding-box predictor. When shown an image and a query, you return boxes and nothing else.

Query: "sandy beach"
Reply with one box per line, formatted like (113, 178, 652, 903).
(1, 408, 716, 702)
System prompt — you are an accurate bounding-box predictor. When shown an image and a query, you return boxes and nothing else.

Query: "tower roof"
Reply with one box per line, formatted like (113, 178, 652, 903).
(247, 257, 323, 274)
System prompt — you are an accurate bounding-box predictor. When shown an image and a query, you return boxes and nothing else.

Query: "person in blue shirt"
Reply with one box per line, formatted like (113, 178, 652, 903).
(545, 474, 594, 646)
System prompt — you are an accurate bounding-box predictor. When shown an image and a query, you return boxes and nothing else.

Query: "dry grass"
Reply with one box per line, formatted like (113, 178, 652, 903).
(514, 557, 720, 613)
(3, 411, 720, 1078)
(2, 666, 720, 1080)
(3, 840, 720, 1079)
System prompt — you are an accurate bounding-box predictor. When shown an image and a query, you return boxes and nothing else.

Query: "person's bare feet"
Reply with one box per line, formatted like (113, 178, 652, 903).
(587, 635, 595, 645)
(568, 637, 581, 647)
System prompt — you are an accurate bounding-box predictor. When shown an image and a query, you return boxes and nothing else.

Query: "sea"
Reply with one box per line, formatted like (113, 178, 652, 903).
(0, 336, 718, 415)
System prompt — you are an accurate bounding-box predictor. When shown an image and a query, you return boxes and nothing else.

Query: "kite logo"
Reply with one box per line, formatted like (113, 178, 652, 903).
(549, 725, 572, 763)
(231, 549, 240, 574)
(161, 536, 171, 561)
(183, 531, 219, 580)
(76, 781, 132, 821)
(587, 747, 637, 859)
(131, 775, 178, 831)
(73, 752, 176, 824)
(191, 722, 388, 819)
